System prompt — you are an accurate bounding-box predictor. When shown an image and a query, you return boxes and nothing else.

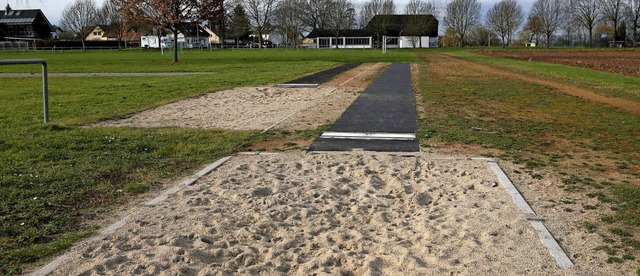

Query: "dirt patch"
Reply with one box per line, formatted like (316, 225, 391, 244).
(477, 49, 640, 77)
(441, 54, 640, 115)
(92, 63, 386, 132)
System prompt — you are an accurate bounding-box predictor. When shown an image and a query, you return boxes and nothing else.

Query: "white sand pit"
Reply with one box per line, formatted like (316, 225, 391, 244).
(48, 152, 620, 275)
(93, 63, 386, 131)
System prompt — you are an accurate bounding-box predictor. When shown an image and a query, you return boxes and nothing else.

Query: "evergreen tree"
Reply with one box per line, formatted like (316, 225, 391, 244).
(229, 4, 251, 46)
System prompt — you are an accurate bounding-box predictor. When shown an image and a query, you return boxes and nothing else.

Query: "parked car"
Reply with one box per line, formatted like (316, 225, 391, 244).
(247, 42, 262, 48)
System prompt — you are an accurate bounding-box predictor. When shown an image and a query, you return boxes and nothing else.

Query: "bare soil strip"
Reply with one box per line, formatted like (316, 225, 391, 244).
(477, 50, 640, 77)
(444, 54, 640, 115)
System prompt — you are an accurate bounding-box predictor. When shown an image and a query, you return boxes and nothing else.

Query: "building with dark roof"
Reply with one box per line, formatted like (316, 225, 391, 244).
(0, 5, 53, 40)
(306, 14, 438, 48)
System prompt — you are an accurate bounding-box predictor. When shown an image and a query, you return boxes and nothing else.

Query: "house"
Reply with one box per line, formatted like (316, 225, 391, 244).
(50, 25, 63, 39)
(366, 14, 438, 48)
(85, 24, 147, 47)
(141, 25, 211, 49)
(306, 14, 439, 48)
(85, 25, 111, 41)
(0, 4, 53, 41)
(307, 29, 374, 49)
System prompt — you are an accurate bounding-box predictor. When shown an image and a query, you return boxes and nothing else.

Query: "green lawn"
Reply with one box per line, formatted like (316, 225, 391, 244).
(0, 49, 417, 274)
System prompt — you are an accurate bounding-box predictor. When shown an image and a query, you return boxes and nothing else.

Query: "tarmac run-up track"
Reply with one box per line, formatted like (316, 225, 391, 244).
(308, 63, 419, 152)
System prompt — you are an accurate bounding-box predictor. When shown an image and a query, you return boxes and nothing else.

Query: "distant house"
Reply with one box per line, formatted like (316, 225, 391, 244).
(0, 4, 53, 41)
(50, 25, 63, 39)
(306, 14, 439, 48)
(85, 25, 111, 41)
(141, 25, 211, 49)
(85, 24, 146, 46)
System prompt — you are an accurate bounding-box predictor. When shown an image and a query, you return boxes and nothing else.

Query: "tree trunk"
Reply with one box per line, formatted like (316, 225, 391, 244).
(588, 28, 593, 48)
(546, 33, 551, 48)
(173, 31, 179, 62)
(81, 39, 86, 50)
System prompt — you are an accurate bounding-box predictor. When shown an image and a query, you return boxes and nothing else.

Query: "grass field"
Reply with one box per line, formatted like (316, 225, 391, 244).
(0, 48, 639, 273)
(0, 49, 417, 274)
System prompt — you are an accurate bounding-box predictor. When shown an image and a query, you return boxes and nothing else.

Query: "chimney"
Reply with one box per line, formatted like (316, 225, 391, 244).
(5, 4, 11, 16)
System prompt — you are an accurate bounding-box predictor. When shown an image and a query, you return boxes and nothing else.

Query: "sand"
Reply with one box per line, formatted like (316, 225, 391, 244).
(92, 63, 386, 132)
(44, 152, 626, 275)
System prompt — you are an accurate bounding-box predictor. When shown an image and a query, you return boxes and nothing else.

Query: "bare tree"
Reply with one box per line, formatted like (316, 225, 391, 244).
(274, 0, 305, 47)
(360, 0, 395, 26)
(98, 0, 129, 49)
(361, 0, 395, 46)
(301, 0, 332, 30)
(530, 0, 566, 48)
(486, 0, 523, 47)
(404, 0, 436, 48)
(326, 0, 355, 46)
(444, 0, 481, 47)
(520, 14, 544, 43)
(603, 0, 624, 42)
(241, 0, 279, 46)
(569, 0, 600, 47)
(404, 0, 436, 15)
(118, 0, 222, 62)
(60, 0, 98, 50)
(628, 0, 640, 46)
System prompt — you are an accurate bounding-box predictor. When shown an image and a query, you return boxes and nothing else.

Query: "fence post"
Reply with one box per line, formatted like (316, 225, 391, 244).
(0, 59, 49, 123)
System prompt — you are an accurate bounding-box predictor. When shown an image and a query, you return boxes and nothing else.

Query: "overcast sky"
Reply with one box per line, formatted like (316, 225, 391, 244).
(8, 0, 535, 26)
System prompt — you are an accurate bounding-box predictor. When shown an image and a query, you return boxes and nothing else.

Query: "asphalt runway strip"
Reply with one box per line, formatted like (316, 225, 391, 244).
(309, 63, 419, 152)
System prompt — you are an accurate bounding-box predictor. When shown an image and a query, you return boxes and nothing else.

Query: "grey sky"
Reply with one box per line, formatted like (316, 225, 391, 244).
(8, 0, 535, 27)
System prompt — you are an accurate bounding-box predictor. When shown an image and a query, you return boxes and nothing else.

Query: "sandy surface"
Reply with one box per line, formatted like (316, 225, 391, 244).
(92, 63, 386, 131)
(50, 152, 567, 275)
(45, 152, 633, 275)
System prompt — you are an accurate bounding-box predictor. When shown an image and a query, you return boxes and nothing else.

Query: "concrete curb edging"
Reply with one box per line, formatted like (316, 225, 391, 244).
(487, 161, 574, 270)
(31, 156, 234, 276)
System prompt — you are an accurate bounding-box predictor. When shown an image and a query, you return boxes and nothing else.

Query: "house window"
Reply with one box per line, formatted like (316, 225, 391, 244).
(93, 31, 102, 36)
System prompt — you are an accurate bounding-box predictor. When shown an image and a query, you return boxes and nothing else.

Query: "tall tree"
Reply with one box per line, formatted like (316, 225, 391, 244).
(569, 0, 600, 47)
(602, 0, 624, 42)
(403, 0, 435, 15)
(361, 0, 395, 46)
(530, 0, 566, 48)
(486, 0, 523, 47)
(301, 0, 332, 30)
(404, 0, 436, 48)
(521, 14, 545, 43)
(60, 0, 98, 50)
(242, 0, 279, 46)
(444, 0, 481, 47)
(118, 0, 221, 62)
(98, 0, 128, 49)
(229, 4, 251, 46)
(628, 0, 640, 46)
(274, 0, 305, 47)
(326, 0, 355, 45)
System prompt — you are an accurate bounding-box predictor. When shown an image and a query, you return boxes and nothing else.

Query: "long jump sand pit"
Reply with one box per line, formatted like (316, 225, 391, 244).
(93, 63, 386, 131)
(48, 152, 612, 275)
